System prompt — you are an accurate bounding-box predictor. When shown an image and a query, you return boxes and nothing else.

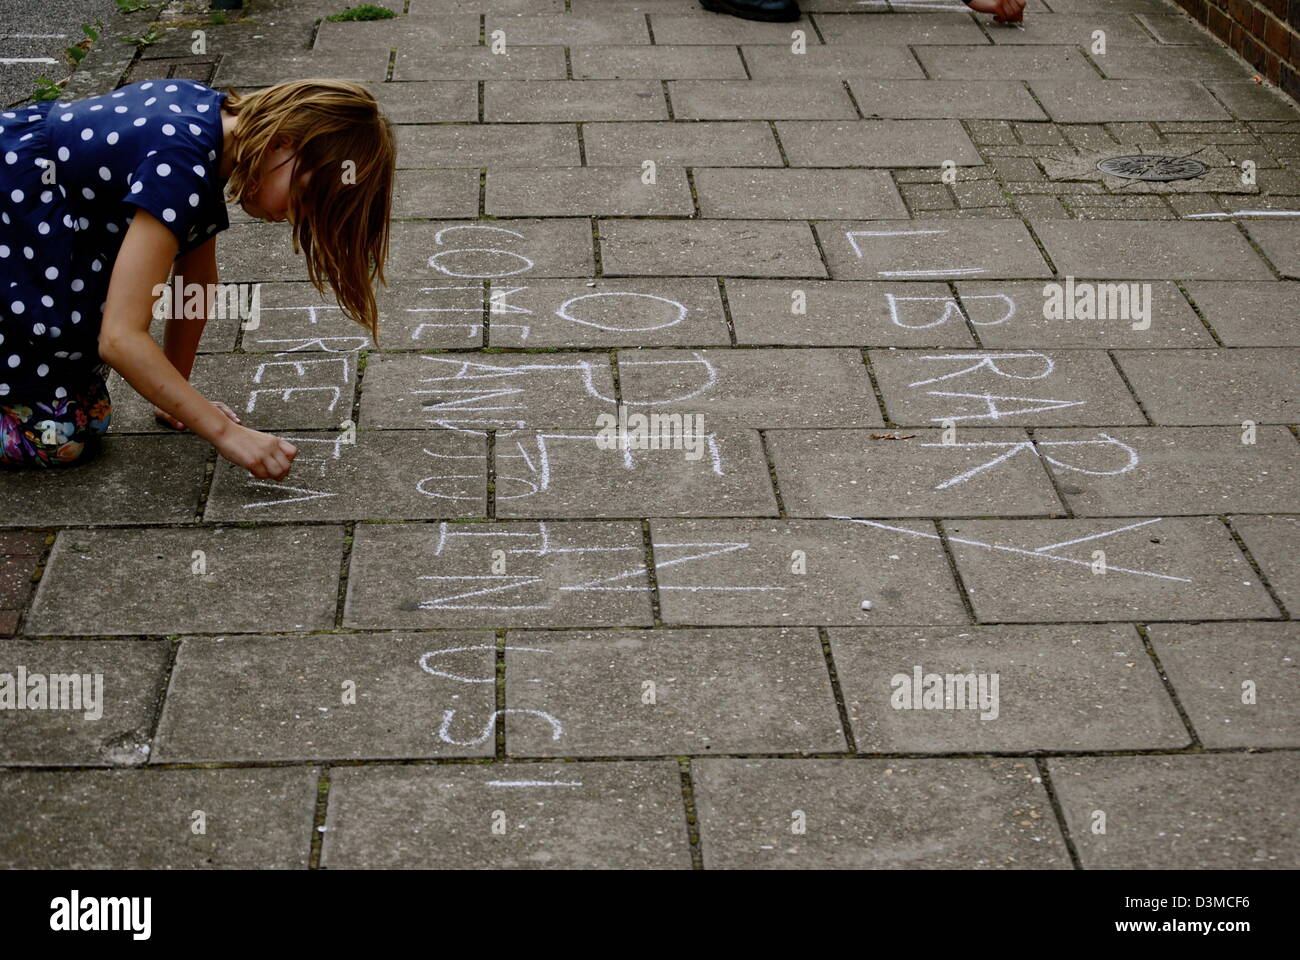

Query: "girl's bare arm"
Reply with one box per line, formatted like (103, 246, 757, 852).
(97, 209, 233, 445)
(151, 234, 243, 430)
(164, 234, 217, 381)
(100, 210, 299, 480)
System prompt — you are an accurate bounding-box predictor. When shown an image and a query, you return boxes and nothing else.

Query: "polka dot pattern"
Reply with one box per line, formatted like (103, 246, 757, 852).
(0, 79, 230, 400)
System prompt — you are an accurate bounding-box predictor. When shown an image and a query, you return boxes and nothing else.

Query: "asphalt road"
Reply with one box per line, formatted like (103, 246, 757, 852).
(0, 0, 124, 107)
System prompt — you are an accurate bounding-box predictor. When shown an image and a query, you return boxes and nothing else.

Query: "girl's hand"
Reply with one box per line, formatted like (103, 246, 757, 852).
(154, 400, 243, 431)
(212, 423, 299, 481)
(968, 0, 1025, 22)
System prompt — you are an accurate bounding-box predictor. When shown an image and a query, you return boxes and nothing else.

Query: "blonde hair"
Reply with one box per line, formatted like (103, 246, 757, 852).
(219, 79, 395, 348)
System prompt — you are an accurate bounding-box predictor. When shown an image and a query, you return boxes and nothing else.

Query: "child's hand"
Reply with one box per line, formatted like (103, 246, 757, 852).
(213, 423, 299, 481)
(967, 0, 1025, 22)
(154, 400, 243, 432)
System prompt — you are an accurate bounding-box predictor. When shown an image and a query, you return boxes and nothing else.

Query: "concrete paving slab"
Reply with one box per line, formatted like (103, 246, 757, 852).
(616, 347, 880, 427)
(504, 627, 845, 756)
(343, 521, 655, 629)
(943, 515, 1282, 622)
(369, 81, 478, 123)
(25, 526, 345, 636)
(484, 13, 652, 45)
(600, 219, 827, 277)
(776, 119, 984, 167)
(868, 347, 1147, 426)
(987, 14, 1157, 45)
(651, 14, 819, 44)
(213, 51, 389, 86)
(649, 518, 969, 626)
(727, 279, 979, 346)
(485, 80, 668, 122)
(767, 427, 1066, 517)
(816, 13, 990, 45)
(1031, 80, 1233, 122)
(1206, 81, 1300, 121)
(1229, 514, 1300, 614)
(1036, 425, 1300, 516)
(1049, 754, 1300, 868)
(571, 45, 748, 79)
(139, 21, 313, 60)
(314, 17, 479, 51)
(817, 220, 1051, 280)
(1183, 282, 1300, 346)
(669, 80, 857, 120)
(914, 45, 1097, 80)
(1094, 45, 1255, 80)
(1241, 220, 1300, 277)
(693, 168, 908, 219)
(693, 757, 1071, 869)
(849, 79, 1047, 120)
(153, 631, 499, 762)
(1044, 0, 1188, 17)
(238, 280, 484, 352)
(394, 168, 480, 219)
(829, 623, 1188, 752)
(1147, 621, 1299, 748)
(396, 124, 581, 167)
(954, 280, 1212, 348)
(388, 219, 597, 279)
(583, 121, 783, 166)
(0, 435, 206, 525)
(412, 0, 566, 10)
(357, 352, 617, 433)
(0, 638, 168, 766)
(216, 222, 314, 281)
(1033, 220, 1273, 279)
(395, 45, 568, 81)
(1113, 348, 1299, 424)
(321, 761, 690, 868)
(574, 0, 701, 10)
(204, 429, 487, 522)
(484, 277, 731, 347)
(742, 45, 924, 80)
(486, 166, 694, 217)
(0, 767, 318, 868)
(1135, 11, 1221, 43)
(492, 428, 779, 518)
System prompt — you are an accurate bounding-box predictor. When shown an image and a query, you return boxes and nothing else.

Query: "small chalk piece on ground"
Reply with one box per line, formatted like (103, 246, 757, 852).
(860, 600, 874, 611)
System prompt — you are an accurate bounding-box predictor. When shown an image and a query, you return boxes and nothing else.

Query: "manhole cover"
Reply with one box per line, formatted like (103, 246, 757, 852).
(1097, 154, 1210, 182)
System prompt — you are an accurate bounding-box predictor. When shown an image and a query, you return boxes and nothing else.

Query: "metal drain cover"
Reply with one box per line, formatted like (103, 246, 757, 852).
(1097, 154, 1210, 182)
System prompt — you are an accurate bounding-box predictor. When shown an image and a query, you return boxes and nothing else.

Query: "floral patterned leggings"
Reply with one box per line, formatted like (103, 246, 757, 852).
(0, 364, 113, 468)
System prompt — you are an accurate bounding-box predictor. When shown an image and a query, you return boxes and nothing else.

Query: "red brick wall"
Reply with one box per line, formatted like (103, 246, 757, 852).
(1170, 0, 1300, 101)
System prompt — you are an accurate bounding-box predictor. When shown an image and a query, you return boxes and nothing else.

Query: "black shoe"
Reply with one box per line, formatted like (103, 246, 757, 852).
(699, 0, 801, 22)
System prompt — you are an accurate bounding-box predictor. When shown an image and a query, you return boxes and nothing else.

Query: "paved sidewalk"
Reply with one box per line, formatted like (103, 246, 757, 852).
(1, 0, 1298, 869)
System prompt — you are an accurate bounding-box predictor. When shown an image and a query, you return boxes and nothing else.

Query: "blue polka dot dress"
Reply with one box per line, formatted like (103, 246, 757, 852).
(0, 79, 231, 404)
